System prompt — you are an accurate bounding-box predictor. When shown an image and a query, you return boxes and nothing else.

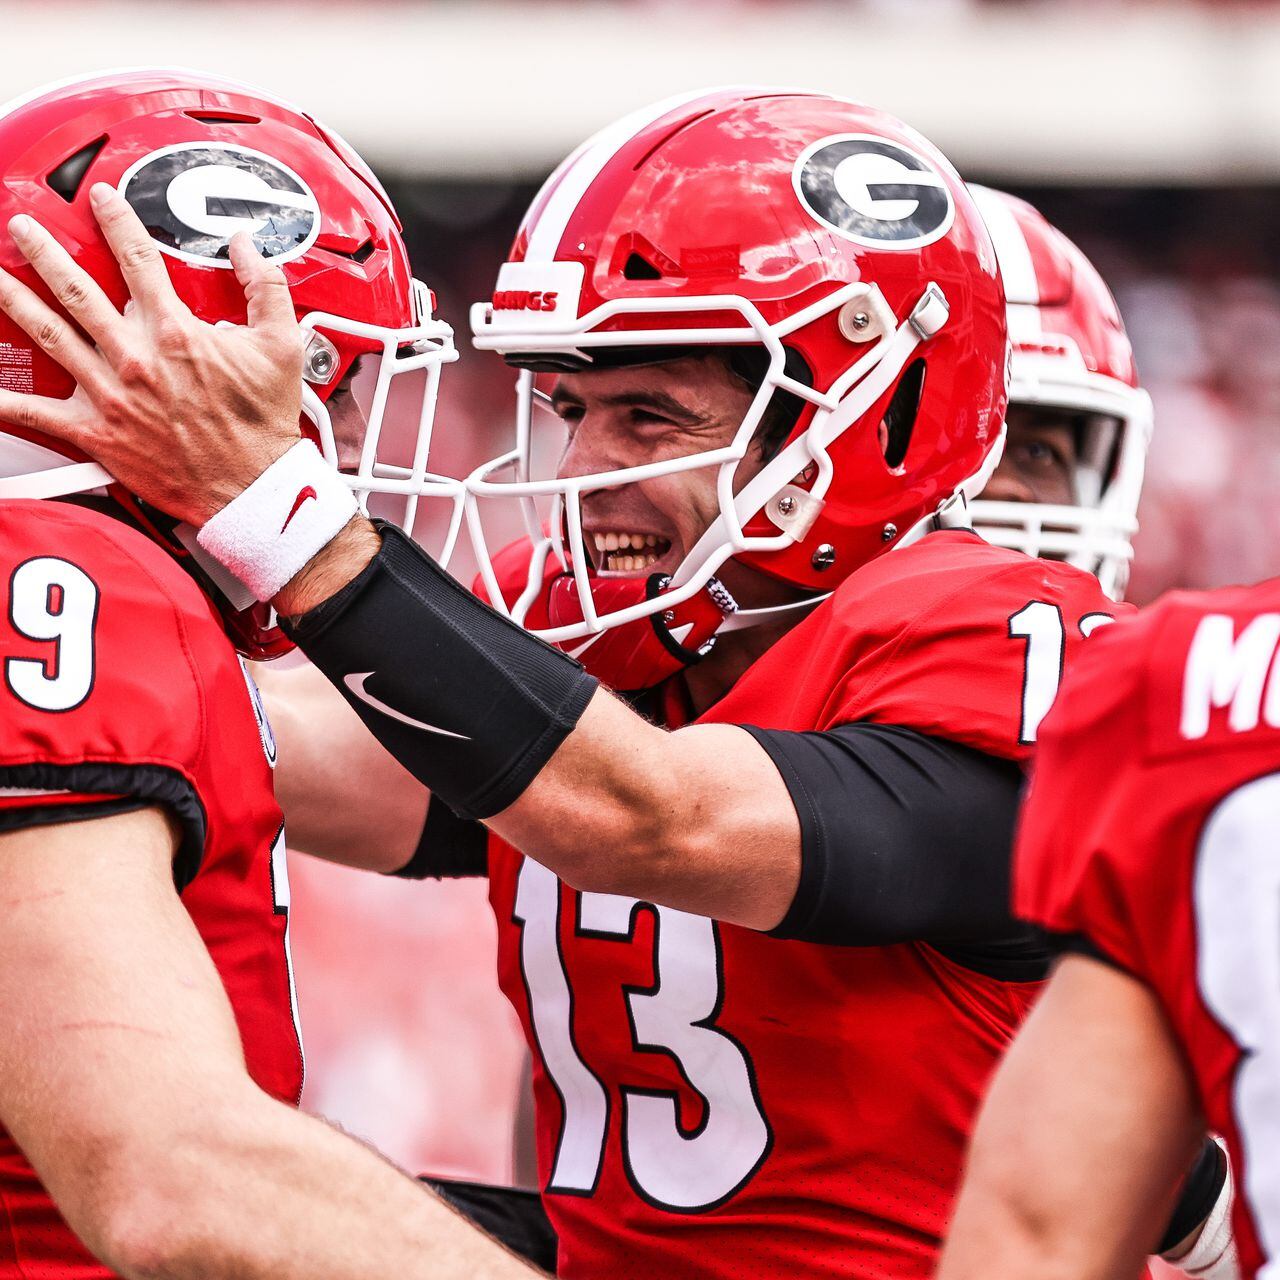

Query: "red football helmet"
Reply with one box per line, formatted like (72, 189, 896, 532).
(0, 69, 460, 657)
(466, 88, 1007, 682)
(968, 186, 1152, 600)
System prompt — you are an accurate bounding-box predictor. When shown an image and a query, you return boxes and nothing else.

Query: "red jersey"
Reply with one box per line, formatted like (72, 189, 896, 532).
(486, 530, 1124, 1280)
(1016, 580, 1280, 1280)
(0, 501, 301, 1278)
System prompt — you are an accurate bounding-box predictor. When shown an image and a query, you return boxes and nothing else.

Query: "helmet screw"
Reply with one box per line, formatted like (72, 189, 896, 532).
(811, 543, 836, 571)
(850, 312, 870, 330)
(882, 523, 898, 543)
(662, 609, 676, 625)
(776, 495, 797, 517)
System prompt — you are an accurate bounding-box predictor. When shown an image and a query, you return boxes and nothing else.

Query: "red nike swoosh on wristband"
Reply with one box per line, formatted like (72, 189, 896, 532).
(343, 672, 471, 740)
(281, 485, 318, 533)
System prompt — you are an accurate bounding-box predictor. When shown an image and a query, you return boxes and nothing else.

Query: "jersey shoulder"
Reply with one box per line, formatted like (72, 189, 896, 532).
(832, 530, 1122, 637)
(814, 531, 1127, 759)
(1014, 581, 1280, 967)
(0, 499, 236, 787)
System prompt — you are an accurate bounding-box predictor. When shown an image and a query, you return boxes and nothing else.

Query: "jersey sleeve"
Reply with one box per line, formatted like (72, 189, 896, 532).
(1012, 607, 1159, 976)
(0, 503, 215, 886)
(822, 536, 1128, 762)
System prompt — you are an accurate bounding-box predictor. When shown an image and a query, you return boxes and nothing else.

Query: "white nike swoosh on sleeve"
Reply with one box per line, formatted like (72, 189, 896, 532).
(342, 672, 471, 740)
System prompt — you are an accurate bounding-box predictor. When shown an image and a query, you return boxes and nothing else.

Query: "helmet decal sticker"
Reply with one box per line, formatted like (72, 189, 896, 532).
(119, 142, 321, 268)
(793, 135, 955, 250)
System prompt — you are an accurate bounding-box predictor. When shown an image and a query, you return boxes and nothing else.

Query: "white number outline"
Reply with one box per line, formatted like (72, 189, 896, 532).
(513, 857, 609, 1198)
(513, 859, 773, 1213)
(268, 826, 306, 1095)
(574, 893, 774, 1215)
(5, 557, 99, 713)
(1009, 602, 1115, 743)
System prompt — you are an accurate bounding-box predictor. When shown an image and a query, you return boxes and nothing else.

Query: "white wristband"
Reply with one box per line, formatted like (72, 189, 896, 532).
(197, 440, 359, 603)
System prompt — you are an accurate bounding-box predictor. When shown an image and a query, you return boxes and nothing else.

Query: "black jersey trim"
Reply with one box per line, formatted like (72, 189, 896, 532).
(0, 762, 207, 890)
(392, 794, 488, 880)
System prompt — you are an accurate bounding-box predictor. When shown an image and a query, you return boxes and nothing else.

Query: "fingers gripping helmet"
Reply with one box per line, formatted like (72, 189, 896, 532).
(968, 186, 1152, 600)
(468, 89, 1008, 686)
(0, 68, 458, 657)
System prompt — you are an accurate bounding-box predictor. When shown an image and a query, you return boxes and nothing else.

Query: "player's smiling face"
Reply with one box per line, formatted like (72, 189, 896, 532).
(551, 355, 771, 579)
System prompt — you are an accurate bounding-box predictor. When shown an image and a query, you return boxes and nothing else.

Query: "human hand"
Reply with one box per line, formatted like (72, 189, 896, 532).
(0, 183, 304, 526)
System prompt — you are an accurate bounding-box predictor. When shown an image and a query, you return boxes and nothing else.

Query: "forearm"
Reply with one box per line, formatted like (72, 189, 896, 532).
(276, 527, 799, 926)
(98, 1090, 537, 1280)
(493, 696, 800, 927)
(940, 955, 1203, 1280)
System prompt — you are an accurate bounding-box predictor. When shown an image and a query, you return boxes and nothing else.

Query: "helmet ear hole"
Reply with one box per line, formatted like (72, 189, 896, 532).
(881, 359, 926, 470)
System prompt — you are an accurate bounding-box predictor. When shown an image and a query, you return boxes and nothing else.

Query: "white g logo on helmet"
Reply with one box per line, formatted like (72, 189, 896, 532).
(794, 135, 955, 250)
(119, 142, 321, 268)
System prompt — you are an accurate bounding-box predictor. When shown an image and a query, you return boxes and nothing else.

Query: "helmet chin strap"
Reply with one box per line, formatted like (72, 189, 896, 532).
(715, 592, 827, 634)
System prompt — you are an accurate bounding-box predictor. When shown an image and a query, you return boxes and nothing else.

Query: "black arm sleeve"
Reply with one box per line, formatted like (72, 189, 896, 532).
(283, 524, 598, 821)
(744, 722, 1046, 977)
(392, 795, 489, 881)
(421, 1177, 558, 1272)
(1158, 1136, 1227, 1256)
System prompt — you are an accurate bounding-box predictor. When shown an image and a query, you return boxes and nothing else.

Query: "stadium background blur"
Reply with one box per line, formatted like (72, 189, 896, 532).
(3, 0, 1278, 1193)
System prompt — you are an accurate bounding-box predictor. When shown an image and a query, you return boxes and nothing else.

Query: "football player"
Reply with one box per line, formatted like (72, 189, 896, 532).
(0, 87, 1219, 1279)
(0, 70, 536, 1280)
(968, 185, 1152, 602)
(938, 581, 1269, 1280)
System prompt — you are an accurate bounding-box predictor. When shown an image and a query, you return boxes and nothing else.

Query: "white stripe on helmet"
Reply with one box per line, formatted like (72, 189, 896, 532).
(524, 87, 749, 265)
(969, 183, 1041, 344)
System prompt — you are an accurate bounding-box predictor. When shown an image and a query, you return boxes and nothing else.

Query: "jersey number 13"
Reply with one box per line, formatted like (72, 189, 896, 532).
(514, 858, 772, 1213)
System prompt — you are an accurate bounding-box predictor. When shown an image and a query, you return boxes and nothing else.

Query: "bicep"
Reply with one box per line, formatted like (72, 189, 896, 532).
(941, 952, 1203, 1280)
(496, 693, 800, 928)
(258, 660, 429, 871)
(0, 806, 247, 1229)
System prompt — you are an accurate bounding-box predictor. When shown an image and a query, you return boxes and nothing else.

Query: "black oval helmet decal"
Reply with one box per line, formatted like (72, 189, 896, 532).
(119, 142, 321, 268)
(793, 135, 955, 251)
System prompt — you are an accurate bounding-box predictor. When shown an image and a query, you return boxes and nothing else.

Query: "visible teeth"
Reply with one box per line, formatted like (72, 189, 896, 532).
(592, 532, 670, 570)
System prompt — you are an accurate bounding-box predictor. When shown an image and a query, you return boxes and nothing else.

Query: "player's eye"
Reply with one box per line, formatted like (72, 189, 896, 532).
(1018, 439, 1069, 471)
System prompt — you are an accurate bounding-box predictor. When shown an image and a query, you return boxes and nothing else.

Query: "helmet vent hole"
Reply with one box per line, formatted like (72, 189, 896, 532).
(882, 358, 926, 470)
(47, 136, 107, 203)
(622, 252, 663, 281)
(183, 110, 262, 125)
(323, 238, 376, 265)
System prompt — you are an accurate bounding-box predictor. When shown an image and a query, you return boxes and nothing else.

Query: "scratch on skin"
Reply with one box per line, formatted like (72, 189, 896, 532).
(57, 1022, 168, 1039)
(1, 889, 69, 909)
